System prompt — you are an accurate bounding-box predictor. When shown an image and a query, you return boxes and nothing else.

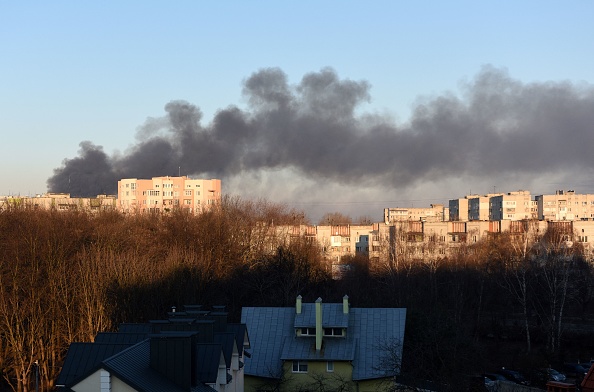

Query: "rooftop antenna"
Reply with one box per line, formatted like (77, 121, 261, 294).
(178, 166, 181, 177)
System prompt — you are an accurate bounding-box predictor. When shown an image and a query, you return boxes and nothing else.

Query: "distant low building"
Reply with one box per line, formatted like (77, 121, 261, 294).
(0, 193, 116, 212)
(384, 204, 446, 224)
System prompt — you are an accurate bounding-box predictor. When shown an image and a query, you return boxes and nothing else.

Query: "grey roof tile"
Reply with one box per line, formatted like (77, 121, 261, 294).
(103, 340, 188, 392)
(195, 343, 223, 384)
(56, 342, 133, 387)
(94, 332, 148, 345)
(214, 332, 236, 368)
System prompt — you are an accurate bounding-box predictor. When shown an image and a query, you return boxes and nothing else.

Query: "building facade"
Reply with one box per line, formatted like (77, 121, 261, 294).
(384, 204, 446, 224)
(468, 194, 499, 221)
(536, 190, 594, 221)
(0, 193, 116, 212)
(489, 190, 535, 221)
(117, 176, 221, 214)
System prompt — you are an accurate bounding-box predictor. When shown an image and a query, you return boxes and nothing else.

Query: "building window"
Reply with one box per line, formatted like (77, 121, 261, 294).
(292, 361, 308, 373)
(323, 328, 343, 337)
(184, 190, 192, 196)
(327, 361, 334, 372)
(300, 328, 316, 336)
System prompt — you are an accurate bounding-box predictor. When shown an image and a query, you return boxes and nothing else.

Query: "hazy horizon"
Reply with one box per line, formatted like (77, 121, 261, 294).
(2, 2, 593, 222)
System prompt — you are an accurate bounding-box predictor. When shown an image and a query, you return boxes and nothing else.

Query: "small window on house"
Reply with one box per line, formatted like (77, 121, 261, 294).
(327, 361, 334, 372)
(323, 328, 343, 337)
(301, 328, 316, 336)
(292, 361, 308, 373)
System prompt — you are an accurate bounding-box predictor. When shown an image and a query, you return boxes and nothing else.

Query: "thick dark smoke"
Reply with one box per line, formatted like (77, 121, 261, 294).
(48, 66, 594, 199)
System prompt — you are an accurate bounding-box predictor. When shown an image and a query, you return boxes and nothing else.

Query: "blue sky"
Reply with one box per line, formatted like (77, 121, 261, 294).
(2, 2, 594, 220)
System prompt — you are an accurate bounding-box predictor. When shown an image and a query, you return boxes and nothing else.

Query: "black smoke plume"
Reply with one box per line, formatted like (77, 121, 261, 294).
(48, 66, 594, 202)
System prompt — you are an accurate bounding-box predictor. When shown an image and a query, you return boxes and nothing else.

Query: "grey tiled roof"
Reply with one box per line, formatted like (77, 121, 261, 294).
(227, 323, 250, 351)
(55, 342, 133, 387)
(241, 303, 406, 381)
(59, 307, 236, 392)
(214, 332, 236, 368)
(350, 307, 406, 381)
(103, 340, 188, 392)
(240, 307, 295, 378)
(103, 340, 220, 392)
(280, 336, 357, 361)
(195, 343, 223, 384)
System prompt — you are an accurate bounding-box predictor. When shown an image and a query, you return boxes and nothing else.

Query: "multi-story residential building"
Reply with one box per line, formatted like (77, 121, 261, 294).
(536, 190, 594, 221)
(316, 223, 390, 273)
(386, 218, 559, 262)
(489, 190, 535, 221)
(469, 193, 501, 221)
(384, 204, 446, 224)
(449, 196, 473, 221)
(0, 193, 116, 212)
(117, 176, 221, 214)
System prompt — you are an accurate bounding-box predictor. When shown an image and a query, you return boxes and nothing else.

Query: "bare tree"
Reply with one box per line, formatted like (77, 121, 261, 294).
(319, 212, 352, 226)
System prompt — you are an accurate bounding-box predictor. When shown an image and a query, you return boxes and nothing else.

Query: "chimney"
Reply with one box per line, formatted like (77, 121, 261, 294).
(315, 297, 323, 351)
(296, 295, 302, 314)
(343, 295, 349, 314)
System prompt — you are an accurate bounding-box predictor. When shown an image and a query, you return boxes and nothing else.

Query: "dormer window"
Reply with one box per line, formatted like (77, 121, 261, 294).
(324, 328, 344, 337)
(299, 328, 316, 336)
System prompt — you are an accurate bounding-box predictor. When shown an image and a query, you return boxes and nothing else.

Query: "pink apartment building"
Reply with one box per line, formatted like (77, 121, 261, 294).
(117, 176, 222, 214)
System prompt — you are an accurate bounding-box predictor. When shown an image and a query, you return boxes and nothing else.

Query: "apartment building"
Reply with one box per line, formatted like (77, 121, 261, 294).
(117, 176, 221, 214)
(449, 196, 472, 221)
(469, 193, 501, 221)
(315, 223, 390, 267)
(384, 204, 447, 224)
(536, 190, 594, 221)
(387, 218, 566, 261)
(0, 193, 116, 212)
(489, 190, 536, 221)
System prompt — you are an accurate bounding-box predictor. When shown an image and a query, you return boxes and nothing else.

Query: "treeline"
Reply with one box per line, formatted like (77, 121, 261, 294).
(1, 198, 593, 391)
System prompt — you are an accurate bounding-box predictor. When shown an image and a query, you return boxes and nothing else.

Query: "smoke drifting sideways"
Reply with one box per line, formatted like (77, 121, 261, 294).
(48, 66, 594, 217)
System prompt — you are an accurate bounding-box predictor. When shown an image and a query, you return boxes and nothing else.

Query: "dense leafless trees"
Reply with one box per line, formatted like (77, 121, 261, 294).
(0, 202, 593, 391)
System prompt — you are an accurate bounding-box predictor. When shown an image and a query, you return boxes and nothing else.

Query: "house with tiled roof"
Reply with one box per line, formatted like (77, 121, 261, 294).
(56, 305, 250, 392)
(240, 295, 406, 392)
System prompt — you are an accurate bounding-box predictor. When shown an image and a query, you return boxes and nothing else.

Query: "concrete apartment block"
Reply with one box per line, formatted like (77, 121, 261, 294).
(0, 193, 116, 212)
(384, 204, 447, 224)
(536, 190, 594, 221)
(489, 190, 534, 221)
(117, 176, 221, 214)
